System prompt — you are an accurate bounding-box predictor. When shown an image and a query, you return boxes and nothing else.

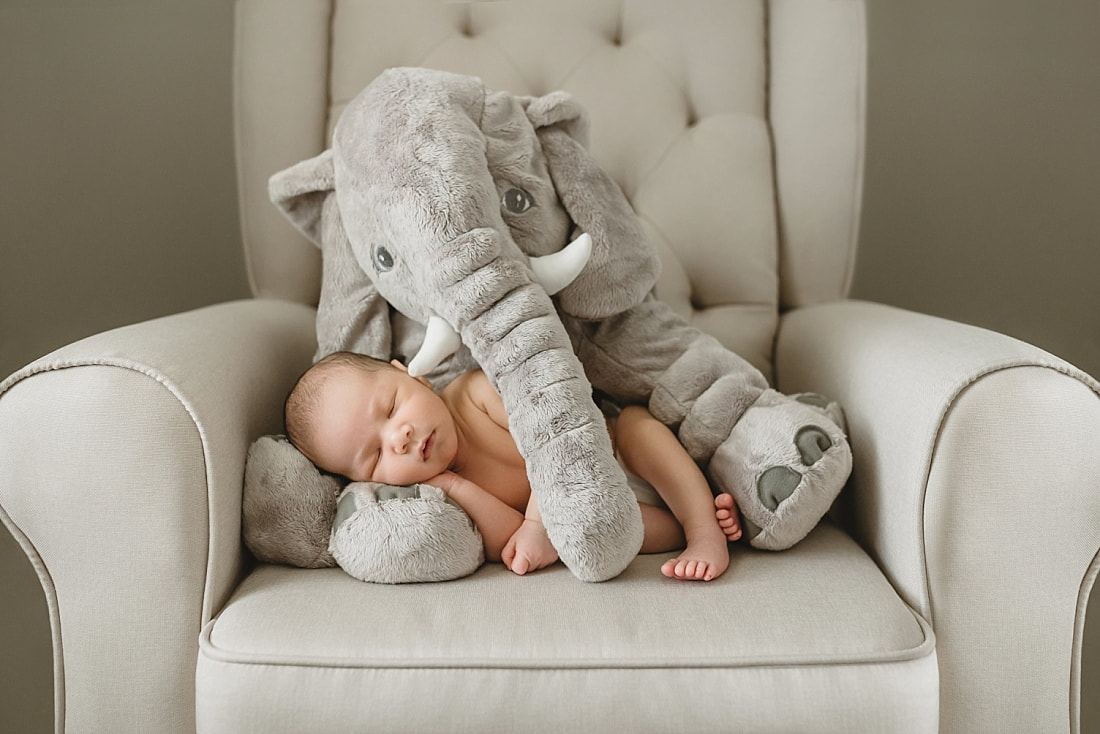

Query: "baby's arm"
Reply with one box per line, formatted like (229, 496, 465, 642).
(461, 371, 559, 574)
(426, 471, 524, 561)
(501, 495, 559, 575)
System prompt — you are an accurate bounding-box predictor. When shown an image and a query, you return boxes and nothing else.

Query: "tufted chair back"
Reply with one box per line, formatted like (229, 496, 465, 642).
(235, 0, 865, 378)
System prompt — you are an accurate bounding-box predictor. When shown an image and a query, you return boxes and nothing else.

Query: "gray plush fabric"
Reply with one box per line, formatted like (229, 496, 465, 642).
(330, 483, 484, 584)
(248, 67, 854, 583)
(242, 435, 339, 569)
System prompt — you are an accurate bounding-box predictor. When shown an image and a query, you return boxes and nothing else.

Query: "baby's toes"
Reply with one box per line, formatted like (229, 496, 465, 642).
(663, 559, 686, 578)
(714, 493, 735, 511)
(718, 516, 742, 540)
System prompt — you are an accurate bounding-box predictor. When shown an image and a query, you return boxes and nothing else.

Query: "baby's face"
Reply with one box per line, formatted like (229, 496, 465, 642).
(305, 362, 458, 485)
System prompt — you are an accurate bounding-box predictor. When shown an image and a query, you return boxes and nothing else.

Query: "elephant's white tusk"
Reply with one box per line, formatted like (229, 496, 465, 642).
(407, 316, 463, 377)
(529, 232, 592, 295)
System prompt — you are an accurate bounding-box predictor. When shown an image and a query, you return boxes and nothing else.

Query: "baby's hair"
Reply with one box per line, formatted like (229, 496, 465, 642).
(284, 351, 398, 454)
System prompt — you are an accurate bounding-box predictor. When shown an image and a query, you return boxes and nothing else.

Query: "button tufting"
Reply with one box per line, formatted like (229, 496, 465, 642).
(683, 96, 699, 128)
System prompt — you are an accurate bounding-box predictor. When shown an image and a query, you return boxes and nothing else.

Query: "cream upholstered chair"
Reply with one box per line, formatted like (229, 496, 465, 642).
(2, 1, 1098, 732)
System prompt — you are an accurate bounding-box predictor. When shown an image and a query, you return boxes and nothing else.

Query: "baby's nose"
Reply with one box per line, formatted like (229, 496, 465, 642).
(389, 424, 413, 454)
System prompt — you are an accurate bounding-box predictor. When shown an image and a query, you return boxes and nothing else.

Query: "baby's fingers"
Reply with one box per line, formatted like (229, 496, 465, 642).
(501, 537, 517, 567)
(511, 553, 531, 575)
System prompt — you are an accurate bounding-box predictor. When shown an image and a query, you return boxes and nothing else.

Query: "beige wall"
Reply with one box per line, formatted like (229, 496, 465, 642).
(0, 2, 1096, 732)
(853, 1, 1100, 384)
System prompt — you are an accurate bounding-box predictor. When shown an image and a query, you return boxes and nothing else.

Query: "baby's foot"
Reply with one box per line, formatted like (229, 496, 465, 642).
(660, 525, 730, 581)
(714, 493, 742, 542)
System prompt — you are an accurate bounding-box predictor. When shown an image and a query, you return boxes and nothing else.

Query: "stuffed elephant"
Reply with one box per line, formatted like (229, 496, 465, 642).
(243, 67, 852, 583)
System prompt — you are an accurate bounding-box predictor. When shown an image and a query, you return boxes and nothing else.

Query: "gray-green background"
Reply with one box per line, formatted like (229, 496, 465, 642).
(2, 2, 1097, 732)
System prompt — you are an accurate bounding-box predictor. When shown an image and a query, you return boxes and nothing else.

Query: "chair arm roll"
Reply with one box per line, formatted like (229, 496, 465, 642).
(776, 299, 1100, 733)
(0, 298, 316, 733)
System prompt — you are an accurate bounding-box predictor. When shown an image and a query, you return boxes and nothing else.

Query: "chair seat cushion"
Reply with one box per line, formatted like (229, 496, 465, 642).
(197, 522, 937, 733)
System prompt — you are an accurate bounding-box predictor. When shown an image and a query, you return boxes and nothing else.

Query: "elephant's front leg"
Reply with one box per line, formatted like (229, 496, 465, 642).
(432, 230, 644, 582)
(567, 295, 768, 458)
(567, 296, 852, 551)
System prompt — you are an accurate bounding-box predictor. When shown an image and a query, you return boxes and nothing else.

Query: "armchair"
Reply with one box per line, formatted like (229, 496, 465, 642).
(1, 1, 1097, 732)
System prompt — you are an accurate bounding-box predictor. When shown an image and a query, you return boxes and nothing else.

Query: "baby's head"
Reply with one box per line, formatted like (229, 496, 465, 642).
(284, 351, 392, 452)
(285, 351, 458, 485)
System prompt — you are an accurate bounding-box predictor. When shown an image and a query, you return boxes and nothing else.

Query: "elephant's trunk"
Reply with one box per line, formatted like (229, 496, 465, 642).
(408, 233, 592, 377)
(428, 228, 644, 581)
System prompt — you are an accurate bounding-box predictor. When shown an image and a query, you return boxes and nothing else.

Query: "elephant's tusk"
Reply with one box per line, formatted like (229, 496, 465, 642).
(529, 233, 592, 295)
(407, 316, 463, 377)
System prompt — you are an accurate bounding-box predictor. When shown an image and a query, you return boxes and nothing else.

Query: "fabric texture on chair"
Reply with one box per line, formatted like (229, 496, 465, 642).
(0, 300, 317, 733)
(776, 300, 1100, 733)
(197, 522, 937, 733)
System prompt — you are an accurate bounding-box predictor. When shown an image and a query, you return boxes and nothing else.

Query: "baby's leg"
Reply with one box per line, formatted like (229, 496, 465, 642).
(638, 503, 685, 553)
(617, 405, 731, 581)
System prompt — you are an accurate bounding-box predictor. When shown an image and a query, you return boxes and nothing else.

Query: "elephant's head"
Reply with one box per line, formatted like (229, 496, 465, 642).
(269, 68, 655, 581)
(271, 67, 659, 375)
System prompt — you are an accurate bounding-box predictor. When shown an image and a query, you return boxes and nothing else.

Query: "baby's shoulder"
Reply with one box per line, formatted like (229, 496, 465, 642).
(447, 369, 507, 428)
(445, 368, 489, 398)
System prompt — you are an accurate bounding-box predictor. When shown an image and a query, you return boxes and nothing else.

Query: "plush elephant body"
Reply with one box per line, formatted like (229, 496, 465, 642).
(246, 67, 851, 583)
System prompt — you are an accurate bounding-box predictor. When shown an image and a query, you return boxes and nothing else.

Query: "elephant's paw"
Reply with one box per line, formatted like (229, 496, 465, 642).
(330, 482, 484, 583)
(709, 390, 852, 551)
(789, 392, 848, 434)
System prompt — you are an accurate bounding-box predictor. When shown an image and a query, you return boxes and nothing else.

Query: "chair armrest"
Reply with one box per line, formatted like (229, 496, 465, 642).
(0, 298, 316, 733)
(776, 299, 1100, 733)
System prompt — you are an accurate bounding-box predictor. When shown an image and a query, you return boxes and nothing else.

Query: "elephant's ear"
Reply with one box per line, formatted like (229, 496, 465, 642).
(269, 149, 335, 247)
(527, 93, 661, 320)
(314, 194, 393, 363)
(269, 149, 392, 363)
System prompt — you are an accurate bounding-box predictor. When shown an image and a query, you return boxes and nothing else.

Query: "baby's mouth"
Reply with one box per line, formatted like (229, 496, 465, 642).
(420, 431, 435, 462)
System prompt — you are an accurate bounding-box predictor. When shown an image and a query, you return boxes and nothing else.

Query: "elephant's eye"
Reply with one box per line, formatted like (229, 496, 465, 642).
(373, 245, 394, 273)
(502, 187, 534, 214)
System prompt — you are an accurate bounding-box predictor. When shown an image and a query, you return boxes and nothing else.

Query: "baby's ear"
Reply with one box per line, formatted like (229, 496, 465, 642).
(390, 359, 432, 386)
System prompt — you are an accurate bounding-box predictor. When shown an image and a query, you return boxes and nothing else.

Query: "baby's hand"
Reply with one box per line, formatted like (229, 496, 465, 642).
(501, 519, 558, 575)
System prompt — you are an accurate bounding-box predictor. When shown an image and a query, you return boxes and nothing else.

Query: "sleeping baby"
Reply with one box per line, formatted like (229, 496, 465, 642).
(284, 351, 741, 580)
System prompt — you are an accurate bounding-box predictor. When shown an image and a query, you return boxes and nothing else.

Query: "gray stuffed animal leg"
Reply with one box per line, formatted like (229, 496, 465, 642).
(647, 333, 852, 550)
(567, 296, 852, 551)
